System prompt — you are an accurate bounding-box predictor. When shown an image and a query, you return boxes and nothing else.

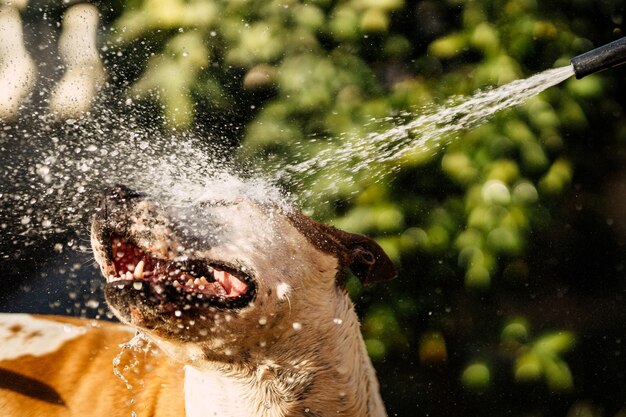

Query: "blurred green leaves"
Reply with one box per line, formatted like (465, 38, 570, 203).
(131, 31, 209, 128)
(461, 361, 491, 391)
(501, 318, 576, 391)
(106, 0, 626, 413)
(363, 305, 407, 360)
(459, 320, 576, 393)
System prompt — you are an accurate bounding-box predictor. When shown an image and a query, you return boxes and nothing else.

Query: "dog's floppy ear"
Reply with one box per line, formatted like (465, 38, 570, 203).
(287, 210, 397, 284)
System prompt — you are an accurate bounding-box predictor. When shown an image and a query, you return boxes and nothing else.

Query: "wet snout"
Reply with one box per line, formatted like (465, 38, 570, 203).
(95, 184, 145, 223)
(103, 184, 145, 203)
(91, 184, 258, 322)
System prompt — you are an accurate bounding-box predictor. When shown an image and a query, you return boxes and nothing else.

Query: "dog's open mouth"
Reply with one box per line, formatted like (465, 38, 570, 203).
(104, 234, 255, 310)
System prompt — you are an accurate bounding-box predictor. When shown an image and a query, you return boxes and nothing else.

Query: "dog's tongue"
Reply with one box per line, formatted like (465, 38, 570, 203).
(214, 270, 249, 297)
(110, 236, 249, 298)
(174, 270, 248, 298)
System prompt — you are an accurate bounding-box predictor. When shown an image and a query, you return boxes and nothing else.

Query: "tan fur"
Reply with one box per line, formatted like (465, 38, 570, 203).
(0, 315, 184, 417)
(1, 185, 394, 416)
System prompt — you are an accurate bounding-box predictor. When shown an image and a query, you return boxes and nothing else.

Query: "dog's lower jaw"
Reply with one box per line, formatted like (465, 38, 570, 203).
(181, 292, 387, 417)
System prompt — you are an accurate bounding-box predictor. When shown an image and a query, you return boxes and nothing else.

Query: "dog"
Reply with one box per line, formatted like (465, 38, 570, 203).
(0, 183, 396, 416)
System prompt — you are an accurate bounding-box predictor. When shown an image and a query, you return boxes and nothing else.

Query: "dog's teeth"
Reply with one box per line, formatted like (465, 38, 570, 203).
(134, 260, 145, 279)
(193, 277, 210, 286)
(125, 271, 133, 280)
(173, 280, 181, 288)
(186, 279, 194, 287)
(133, 281, 143, 290)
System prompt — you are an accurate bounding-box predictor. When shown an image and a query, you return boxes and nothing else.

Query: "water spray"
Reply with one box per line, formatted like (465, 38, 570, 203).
(571, 36, 626, 79)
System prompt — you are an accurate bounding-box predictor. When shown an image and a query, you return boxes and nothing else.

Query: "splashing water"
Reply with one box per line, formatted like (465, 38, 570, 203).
(0, 65, 575, 264)
(275, 66, 575, 202)
(0, 104, 284, 257)
(112, 331, 151, 390)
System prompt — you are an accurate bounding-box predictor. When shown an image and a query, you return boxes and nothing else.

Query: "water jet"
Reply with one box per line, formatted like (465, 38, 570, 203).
(571, 36, 626, 79)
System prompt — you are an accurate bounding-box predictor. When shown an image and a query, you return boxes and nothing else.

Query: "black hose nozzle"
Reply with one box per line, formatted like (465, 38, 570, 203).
(571, 36, 626, 79)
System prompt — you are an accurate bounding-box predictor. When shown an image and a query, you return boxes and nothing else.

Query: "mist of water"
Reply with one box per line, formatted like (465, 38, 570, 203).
(275, 65, 575, 202)
(0, 65, 575, 263)
(1, 119, 286, 261)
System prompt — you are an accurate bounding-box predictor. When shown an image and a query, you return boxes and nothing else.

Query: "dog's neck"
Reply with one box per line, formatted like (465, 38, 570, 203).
(178, 291, 386, 417)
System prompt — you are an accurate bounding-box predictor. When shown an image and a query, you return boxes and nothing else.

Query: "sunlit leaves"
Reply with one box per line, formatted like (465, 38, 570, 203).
(539, 158, 572, 194)
(114, 0, 218, 43)
(514, 331, 576, 391)
(130, 31, 209, 128)
(461, 361, 491, 391)
(429, 33, 468, 59)
(499, 318, 576, 391)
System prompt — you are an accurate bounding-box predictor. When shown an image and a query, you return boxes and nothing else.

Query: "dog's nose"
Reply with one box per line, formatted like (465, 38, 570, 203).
(96, 184, 144, 213)
(105, 184, 143, 201)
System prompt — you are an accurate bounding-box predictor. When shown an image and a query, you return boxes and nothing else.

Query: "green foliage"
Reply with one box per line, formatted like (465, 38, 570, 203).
(108, 0, 626, 415)
(461, 361, 491, 391)
(502, 319, 576, 391)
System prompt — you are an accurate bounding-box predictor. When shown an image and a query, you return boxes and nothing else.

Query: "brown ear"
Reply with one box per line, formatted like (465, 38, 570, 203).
(287, 210, 397, 284)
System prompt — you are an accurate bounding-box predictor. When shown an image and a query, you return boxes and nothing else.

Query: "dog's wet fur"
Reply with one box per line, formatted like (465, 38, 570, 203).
(1, 183, 396, 417)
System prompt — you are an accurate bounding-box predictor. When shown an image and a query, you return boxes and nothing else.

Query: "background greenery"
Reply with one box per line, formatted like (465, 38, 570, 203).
(45, 0, 626, 415)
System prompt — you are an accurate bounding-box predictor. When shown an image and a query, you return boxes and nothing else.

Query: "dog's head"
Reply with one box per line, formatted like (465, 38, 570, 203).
(91, 184, 396, 361)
